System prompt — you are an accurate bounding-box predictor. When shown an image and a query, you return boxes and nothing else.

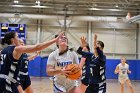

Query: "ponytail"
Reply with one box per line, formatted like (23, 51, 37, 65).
(1, 38, 6, 45)
(0, 32, 16, 45)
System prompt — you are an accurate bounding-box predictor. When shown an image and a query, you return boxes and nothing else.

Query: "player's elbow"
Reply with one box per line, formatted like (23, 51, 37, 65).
(46, 67, 49, 74)
(46, 68, 53, 76)
(47, 71, 53, 76)
(114, 70, 118, 74)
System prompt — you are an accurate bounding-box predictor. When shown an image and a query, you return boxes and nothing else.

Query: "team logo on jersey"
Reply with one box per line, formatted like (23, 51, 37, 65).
(13, 61, 18, 64)
(57, 61, 72, 67)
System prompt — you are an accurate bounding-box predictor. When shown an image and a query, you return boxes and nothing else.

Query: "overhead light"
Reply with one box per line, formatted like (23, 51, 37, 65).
(115, 5, 119, 8)
(92, 3, 97, 7)
(14, 0, 19, 4)
(89, 8, 102, 11)
(12, 5, 24, 7)
(94, 4, 97, 7)
(35, 1, 40, 4)
(108, 9, 122, 11)
(32, 5, 46, 8)
(89, 8, 122, 11)
(35, 1, 40, 6)
(11, 4, 52, 9)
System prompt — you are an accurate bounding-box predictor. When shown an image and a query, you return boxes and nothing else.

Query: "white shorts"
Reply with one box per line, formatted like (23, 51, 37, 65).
(53, 77, 79, 93)
(118, 75, 129, 84)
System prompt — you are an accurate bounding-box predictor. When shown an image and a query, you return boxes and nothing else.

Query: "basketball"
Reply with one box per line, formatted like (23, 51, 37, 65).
(65, 64, 81, 80)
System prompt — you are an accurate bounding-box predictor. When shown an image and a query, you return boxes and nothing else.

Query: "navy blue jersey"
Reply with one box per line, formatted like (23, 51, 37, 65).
(77, 47, 106, 84)
(0, 46, 22, 92)
(90, 54, 106, 83)
(19, 53, 29, 76)
(13, 54, 31, 92)
(77, 47, 93, 86)
(18, 53, 31, 90)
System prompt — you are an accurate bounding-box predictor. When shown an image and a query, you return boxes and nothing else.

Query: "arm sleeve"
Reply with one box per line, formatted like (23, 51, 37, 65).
(96, 47, 103, 59)
(77, 46, 92, 57)
(47, 52, 56, 66)
(77, 46, 83, 55)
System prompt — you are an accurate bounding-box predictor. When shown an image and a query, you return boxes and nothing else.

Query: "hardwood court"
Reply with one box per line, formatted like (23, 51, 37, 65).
(31, 77, 140, 93)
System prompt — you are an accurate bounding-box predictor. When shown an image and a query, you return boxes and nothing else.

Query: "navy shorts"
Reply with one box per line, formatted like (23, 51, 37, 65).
(20, 75, 31, 90)
(81, 65, 91, 86)
(0, 84, 19, 93)
(81, 73, 90, 86)
(0, 78, 19, 93)
(0, 78, 6, 91)
(85, 82, 106, 93)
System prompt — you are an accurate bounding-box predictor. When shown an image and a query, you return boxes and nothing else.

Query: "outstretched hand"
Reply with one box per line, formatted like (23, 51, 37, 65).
(94, 34, 97, 40)
(80, 36, 87, 48)
(55, 31, 65, 41)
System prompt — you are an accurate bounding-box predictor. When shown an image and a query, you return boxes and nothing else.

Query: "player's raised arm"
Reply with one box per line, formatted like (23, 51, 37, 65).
(13, 32, 64, 59)
(93, 34, 98, 57)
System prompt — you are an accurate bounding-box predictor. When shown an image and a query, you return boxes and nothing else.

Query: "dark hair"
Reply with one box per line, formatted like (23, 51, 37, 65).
(97, 41, 104, 48)
(125, 61, 128, 64)
(55, 35, 59, 48)
(1, 31, 16, 45)
(55, 35, 58, 38)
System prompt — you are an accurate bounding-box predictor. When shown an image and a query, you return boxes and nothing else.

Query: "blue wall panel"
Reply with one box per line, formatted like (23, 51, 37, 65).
(135, 60, 140, 80)
(127, 60, 137, 80)
(105, 59, 140, 80)
(106, 59, 120, 79)
(28, 56, 140, 80)
(28, 56, 41, 76)
(40, 57, 48, 77)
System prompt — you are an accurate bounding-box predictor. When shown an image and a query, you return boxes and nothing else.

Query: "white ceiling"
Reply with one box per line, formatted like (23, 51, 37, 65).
(0, 0, 139, 17)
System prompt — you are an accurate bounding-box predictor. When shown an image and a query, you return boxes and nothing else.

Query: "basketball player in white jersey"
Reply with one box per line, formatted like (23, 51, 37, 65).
(47, 34, 80, 93)
(114, 57, 134, 93)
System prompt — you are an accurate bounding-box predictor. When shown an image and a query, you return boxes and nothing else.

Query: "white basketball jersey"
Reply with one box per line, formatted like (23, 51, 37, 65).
(47, 49, 79, 89)
(118, 63, 129, 77)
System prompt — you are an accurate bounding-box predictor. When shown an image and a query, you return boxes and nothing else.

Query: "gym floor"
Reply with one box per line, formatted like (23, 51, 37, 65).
(31, 77, 140, 93)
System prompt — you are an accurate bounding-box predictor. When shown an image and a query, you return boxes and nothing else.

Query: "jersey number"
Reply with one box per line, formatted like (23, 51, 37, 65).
(0, 54, 6, 65)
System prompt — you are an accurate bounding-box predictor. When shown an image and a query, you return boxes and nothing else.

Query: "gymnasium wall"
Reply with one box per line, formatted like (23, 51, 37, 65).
(0, 18, 138, 59)
(28, 56, 140, 80)
(138, 24, 140, 58)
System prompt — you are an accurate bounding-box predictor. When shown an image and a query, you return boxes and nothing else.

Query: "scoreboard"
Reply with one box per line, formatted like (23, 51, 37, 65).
(0, 23, 26, 43)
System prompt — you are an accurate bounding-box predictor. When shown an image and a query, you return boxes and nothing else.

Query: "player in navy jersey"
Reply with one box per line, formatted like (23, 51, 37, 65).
(0, 31, 63, 93)
(77, 34, 106, 93)
(77, 37, 91, 93)
(18, 39, 39, 93)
